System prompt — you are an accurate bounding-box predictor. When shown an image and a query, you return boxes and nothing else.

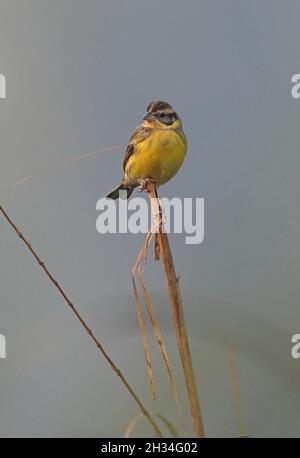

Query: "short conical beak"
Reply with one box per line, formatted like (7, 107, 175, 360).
(143, 112, 154, 121)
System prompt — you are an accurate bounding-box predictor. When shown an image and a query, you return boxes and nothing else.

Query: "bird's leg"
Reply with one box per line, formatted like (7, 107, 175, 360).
(138, 177, 155, 192)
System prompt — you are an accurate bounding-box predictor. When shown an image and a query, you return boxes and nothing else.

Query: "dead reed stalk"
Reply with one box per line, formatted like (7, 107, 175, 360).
(132, 219, 187, 435)
(0, 204, 163, 438)
(229, 345, 246, 437)
(147, 182, 205, 438)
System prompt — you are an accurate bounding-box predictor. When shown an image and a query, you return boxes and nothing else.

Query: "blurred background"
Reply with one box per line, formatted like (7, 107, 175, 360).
(0, 0, 300, 437)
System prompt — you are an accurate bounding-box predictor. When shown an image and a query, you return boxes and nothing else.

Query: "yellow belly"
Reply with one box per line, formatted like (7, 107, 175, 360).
(125, 129, 187, 185)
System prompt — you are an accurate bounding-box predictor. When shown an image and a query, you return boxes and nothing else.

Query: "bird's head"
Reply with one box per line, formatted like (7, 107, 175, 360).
(142, 100, 182, 129)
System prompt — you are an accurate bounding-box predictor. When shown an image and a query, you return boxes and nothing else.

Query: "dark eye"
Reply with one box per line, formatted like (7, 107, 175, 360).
(160, 113, 165, 118)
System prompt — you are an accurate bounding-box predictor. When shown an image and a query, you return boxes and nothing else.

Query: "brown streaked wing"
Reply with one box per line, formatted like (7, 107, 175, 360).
(122, 126, 151, 171)
(176, 128, 188, 149)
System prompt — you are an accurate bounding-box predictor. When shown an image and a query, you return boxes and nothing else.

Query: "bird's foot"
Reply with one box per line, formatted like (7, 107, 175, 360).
(138, 178, 155, 192)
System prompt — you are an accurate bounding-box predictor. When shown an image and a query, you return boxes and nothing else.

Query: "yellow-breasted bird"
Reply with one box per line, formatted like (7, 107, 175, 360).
(106, 101, 187, 199)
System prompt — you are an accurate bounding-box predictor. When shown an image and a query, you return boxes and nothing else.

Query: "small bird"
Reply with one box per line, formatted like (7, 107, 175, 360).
(106, 101, 187, 199)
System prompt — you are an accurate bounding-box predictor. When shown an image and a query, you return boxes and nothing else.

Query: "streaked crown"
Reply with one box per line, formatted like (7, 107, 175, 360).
(146, 100, 173, 113)
(143, 100, 181, 127)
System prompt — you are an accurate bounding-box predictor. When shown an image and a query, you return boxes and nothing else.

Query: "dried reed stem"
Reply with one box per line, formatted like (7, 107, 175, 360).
(0, 204, 163, 438)
(229, 345, 246, 437)
(132, 228, 187, 435)
(138, 272, 187, 435)
(132, 275, 157, 400)
(0, 144, 121, 200)
(147, 183, 205, 438)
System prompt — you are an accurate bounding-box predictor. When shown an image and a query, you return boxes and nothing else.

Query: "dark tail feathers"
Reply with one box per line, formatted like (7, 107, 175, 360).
(106, 183, 135, 200)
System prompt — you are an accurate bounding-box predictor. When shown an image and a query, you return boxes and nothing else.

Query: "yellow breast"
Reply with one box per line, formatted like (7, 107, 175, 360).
(125, 128, 187, 186)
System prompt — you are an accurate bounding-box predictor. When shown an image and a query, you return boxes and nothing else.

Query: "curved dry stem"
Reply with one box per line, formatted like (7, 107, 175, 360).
(132, 275, 157, 400)
(131, 219, 187, 436)
(0, 144, 121, 200)
(146, 183, 205, 438)
(229, 345, 247, 437)
(137, 270, 187, 436)
(124, 412, 179, 438)
(0, 204, 163, 438)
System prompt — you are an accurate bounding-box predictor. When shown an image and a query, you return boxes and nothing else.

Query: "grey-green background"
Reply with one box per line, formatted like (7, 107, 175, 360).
(1, 0, 300, 437)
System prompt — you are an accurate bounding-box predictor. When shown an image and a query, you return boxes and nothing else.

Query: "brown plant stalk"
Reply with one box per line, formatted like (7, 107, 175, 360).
(229, 345, 246, 437)
(147, 182, 205, 438)
(0, 144, 121, 200)
(132, 226, 187, 435)
(0, 204, 163, 438)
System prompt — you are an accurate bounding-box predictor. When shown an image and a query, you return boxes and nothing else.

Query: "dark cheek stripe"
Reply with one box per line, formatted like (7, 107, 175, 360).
(154, 115, 177, 126)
